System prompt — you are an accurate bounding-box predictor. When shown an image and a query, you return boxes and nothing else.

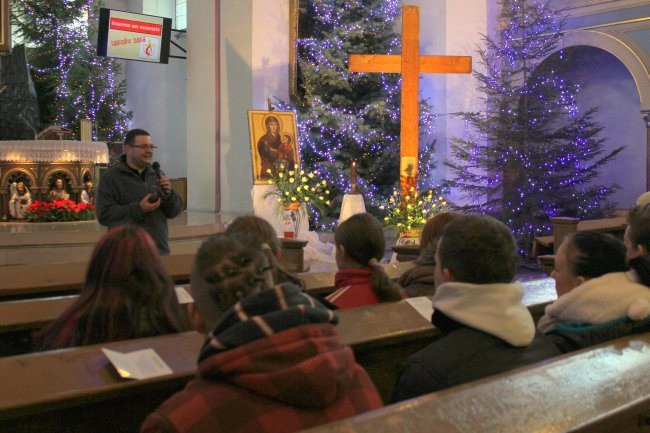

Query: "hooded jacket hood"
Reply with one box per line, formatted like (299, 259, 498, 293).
(199, 324, 357, 409)
(432, 281, 535, 346)
(538, 272, 650, 332)
(197, 284, 358, 409)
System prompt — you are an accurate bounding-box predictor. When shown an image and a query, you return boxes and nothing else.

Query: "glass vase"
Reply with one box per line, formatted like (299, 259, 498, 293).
(281, 202, 302, 238)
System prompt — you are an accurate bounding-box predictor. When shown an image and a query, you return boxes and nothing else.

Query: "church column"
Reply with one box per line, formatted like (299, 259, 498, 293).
(645, 111, 650, 192)
(186, 0, 220, 212)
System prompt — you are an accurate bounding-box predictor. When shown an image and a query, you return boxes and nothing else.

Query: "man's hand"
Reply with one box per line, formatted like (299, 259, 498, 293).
(140, 194, 161, 212)
(159, 175, 172, 195)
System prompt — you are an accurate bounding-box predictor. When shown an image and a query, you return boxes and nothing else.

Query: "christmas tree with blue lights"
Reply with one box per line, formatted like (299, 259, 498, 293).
(446, 0, 623, 254)
(11, 0, 131, 141)
(277, 0, 437, 227)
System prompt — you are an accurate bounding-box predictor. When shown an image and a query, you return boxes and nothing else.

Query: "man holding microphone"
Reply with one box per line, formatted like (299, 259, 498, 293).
(96, 128, 183, 255)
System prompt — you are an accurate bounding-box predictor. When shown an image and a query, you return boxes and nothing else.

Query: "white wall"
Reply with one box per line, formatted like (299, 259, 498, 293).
(252, 0, 291, 110)
(570, 48, 645, 208)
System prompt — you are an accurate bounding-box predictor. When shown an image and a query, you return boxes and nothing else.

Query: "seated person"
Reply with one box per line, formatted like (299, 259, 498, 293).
(48, 177, 70, 202)
(33, 224, 191, 350)
(8, 181, 33, 219)
(398, 212, 460, 297)
(225, 215, 303, 287)
(537, 231, 650, 353)
(391, 215, 560, 402)
(225, 215, 342, 310)
(141, 233, 382, 433)
(624, 203, 650, 285)
(327, 213, 403, 308)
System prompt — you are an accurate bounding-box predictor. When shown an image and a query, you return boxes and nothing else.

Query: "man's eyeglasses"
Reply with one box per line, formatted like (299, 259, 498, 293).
(129, 144, 158, 150)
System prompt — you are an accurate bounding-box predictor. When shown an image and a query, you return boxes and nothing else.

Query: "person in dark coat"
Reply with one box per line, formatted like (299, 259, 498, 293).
(391, 215, 560, 402)
(96, 129, 183, 255)
(398, 212, 461, 297)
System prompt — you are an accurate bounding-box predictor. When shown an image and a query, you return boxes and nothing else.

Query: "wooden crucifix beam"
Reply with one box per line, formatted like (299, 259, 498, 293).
(348, 5, 471, 198)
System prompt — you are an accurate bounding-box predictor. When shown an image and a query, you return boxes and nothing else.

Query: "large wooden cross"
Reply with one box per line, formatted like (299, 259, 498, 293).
(349, 5, 471, 198)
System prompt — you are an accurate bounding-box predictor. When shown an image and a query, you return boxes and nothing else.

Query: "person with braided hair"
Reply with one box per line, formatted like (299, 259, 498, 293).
(224, 215, 304, 288)
(141, 233, 382, 433)
(327, 213, 404, 308)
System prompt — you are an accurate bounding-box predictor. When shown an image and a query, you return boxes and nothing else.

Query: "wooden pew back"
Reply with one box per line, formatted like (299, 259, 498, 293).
(0, 253, 196, 301)
(299, 332, 650, 433)
(0, 281, 556, 432)
(550, 215, 627, 253)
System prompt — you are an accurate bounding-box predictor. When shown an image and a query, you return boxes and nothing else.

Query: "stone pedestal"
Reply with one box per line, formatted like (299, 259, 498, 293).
(391, 244, 420, 262)
(279, 237, 308, 272)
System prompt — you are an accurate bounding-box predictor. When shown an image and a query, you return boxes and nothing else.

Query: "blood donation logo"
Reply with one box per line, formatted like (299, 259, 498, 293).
(138, 37, 159, 60)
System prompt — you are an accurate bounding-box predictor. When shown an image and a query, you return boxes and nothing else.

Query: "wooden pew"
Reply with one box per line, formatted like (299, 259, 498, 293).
(533, 214, 628, 270)
(0, 303, 432, 433)
(0, 295, 77, 356)
(0, 262, 414, 328)
(0, 331, 205, 433)
(550, 214, 627, 254)
(0, 261, 417, 357)
(0, 282, 556, 432)
(0, 271, 553, 358)
(0, 257, 412, 302)
(299, 332, 650, 433)
(532, 213, 628, 257)
(0, 253, 196, 301)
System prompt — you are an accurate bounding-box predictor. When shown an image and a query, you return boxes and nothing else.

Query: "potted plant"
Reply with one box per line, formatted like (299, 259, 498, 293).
(379, 187, 447, 241)
(263, 162, 331, 237)
(24, 199, 96, 222)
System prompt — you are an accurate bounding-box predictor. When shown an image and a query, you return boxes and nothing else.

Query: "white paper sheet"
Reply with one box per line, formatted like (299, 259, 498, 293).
(102, 348, 173, 380)
(405, 296, 434, 321)
(174, 285, 194, 304)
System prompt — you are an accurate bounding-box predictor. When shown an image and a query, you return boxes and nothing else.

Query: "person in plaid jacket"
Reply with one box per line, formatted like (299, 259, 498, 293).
(141, 233, 382, 433)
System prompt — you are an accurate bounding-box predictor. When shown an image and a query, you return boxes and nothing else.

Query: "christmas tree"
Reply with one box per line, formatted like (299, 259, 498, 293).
(277, 0, 437, 227)
(11, 0, 131, 141)
(446, 0, 623, 254)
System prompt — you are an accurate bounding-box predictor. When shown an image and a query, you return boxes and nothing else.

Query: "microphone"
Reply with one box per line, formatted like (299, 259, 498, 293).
(152, 161, 161, 179)
(148, 162, 162, 203)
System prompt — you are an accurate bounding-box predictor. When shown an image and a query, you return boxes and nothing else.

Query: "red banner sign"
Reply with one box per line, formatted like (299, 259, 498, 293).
(109, 17, 162, 36)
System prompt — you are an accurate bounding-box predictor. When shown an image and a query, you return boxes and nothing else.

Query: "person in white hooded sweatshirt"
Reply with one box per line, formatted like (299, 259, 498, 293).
(391, 214, 560, 402)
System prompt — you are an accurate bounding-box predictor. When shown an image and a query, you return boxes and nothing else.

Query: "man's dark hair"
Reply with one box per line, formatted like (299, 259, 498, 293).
(564, 232, 627, 279)
(124, 128, 150, 146)
(437, 214, 517, 284)
(627, 204, 650, 251)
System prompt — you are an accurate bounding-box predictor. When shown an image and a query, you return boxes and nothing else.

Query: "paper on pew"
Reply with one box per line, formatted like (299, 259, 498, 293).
(405, 296, 434, 321)
(102, 348, 173, 380)
(174, 285, 194, 304)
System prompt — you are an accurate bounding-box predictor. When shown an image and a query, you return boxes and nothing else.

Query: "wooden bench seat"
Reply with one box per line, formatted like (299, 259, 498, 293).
(0, 287, 556, 433)
(300, 331, 650, 433)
